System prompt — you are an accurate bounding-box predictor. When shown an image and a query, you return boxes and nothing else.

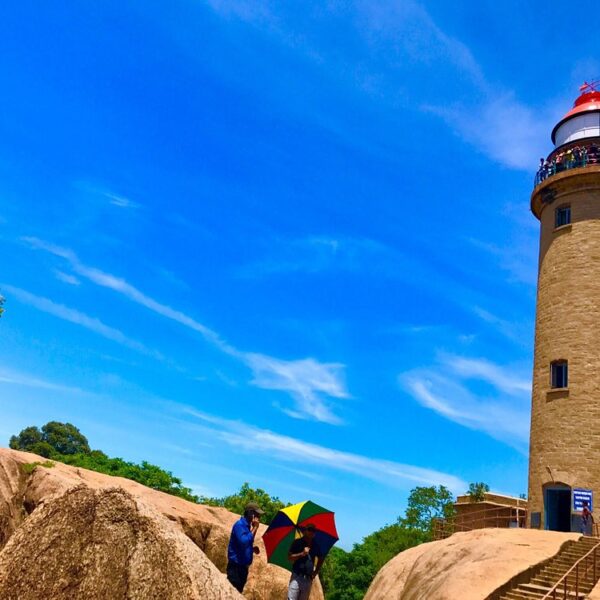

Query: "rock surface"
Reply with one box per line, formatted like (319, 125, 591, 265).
(0, 486, 241, 600)
(587, 565, 600, 600)
(364, 528, 579, 600)
(0, 448, 323, 600)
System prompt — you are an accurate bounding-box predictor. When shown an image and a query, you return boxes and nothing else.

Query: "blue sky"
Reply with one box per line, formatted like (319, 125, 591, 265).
(0, 1, 598, 547)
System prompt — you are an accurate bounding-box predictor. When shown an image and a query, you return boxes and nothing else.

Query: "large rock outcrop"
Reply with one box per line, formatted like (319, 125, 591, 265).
(0, 448, 27, 547)
(364, 528, 579, 600)
(589, 581, 600, 599)
(0, 486, 241, 600)
(0, 448, 324, 600)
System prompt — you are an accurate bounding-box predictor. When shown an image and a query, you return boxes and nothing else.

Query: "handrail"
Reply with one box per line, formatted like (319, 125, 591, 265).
(433, 508, 527, 540)
(540, 538, 600, 600)
(436, 505, 528, 520)
(534, 141, 600, 188)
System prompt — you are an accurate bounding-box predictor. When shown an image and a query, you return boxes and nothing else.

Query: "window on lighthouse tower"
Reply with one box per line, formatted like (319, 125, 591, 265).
(551, 360, 568, 389)
(555, 205, 571, 228)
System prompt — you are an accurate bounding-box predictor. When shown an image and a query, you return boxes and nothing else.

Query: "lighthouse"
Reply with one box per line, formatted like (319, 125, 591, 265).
(528, 82, 600, 532)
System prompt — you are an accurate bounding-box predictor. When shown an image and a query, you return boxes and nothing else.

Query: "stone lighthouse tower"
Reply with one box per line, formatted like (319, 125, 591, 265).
(528, 82, 600, 532)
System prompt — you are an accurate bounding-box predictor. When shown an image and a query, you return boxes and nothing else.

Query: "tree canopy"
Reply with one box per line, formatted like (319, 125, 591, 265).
(321, 484, 454, 599)
(201, 482, 288, 525)
(467, 482, 490, 502)
(321, 522, 429, 600)
(401, 485, 455, 532)
(9, 422, 198, 502)
(10, 421, 91, 456)
(58, 451, 200, 502)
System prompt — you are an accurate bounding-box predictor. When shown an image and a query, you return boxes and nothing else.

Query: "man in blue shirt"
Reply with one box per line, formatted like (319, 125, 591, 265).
(226, 502, 264, 593)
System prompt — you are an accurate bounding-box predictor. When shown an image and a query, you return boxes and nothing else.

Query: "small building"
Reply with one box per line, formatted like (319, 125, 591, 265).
(432, 493, 527, 540)
(454, 493, 528, 531)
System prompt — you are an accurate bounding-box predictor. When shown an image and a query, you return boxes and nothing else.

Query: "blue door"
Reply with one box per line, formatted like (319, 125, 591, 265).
(545, 487, 572, 532)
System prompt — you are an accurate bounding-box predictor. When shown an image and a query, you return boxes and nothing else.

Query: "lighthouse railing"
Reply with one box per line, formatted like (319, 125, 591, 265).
(534, 141, 600, 187)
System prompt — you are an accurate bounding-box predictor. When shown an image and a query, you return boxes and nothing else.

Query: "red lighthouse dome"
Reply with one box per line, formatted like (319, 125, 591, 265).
(552, 81, 600, 145)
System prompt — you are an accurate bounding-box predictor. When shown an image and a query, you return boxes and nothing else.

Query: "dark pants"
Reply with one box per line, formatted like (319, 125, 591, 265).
(227, 561, 249, 593)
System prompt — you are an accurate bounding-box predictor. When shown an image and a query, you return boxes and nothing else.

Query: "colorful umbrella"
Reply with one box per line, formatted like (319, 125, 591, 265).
(262, 500, 339, 571)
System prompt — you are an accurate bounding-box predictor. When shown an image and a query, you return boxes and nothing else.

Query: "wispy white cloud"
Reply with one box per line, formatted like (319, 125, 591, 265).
(400, 354, 530, 452)
(244, 353, 349, 424)
(443, 355, 531, 396)
(467, 204, 539, 287)
(423, 95, 550, 171)
(472, 305, 533, 347)
(22, 236, 232, 350)
(160, 441, 210, 456)
(274, 464, 324, 482)
(2, 284, 162, 360)
(156, 267, 189, 291)
(203, 0, 554, 171)
(54, 270, 81, 286)
(356, 0, 485, 88)
(0, 366, 86, 395)
(180, 406, 467, 493)
(357, 3, 552, 170)
(22, 237, 350, 424)
(204, 0, 272, 23)
(239, 235, 396, 278)
(104, 192, 141, 210)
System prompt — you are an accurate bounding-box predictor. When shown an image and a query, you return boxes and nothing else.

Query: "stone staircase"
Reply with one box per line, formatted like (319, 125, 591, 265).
(500, 536, 600, 600)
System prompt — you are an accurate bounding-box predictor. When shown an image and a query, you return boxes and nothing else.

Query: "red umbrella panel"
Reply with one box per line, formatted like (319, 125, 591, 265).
(262, 501, 339, 571)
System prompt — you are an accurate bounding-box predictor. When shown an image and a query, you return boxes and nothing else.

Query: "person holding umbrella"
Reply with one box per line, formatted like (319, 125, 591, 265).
(262, 500, 339, 598)
(226, 502, 264, 593)
(287, 523, 324, 600)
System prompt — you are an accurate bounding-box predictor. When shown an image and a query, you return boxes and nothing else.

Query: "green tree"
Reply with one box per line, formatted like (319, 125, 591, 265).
(321, 486, 451, 599)
(319, 546, 346, 597)
(0, 294, 4, 318)
(8, 423, 198, 503)
(329, 544, 377, 600)
(321, 522, 429, 600)
(27, 441, 58, 458)
(361, 522, 428, 571)
(58, 451, 200, 503)
(10, 422, 91, 456)
(201, 483, 288, 524)
(401, 485, 455, 535)
(467, 482, 490, 502)
(9, 426, 43, 451)
(41, 421, 91, 455)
